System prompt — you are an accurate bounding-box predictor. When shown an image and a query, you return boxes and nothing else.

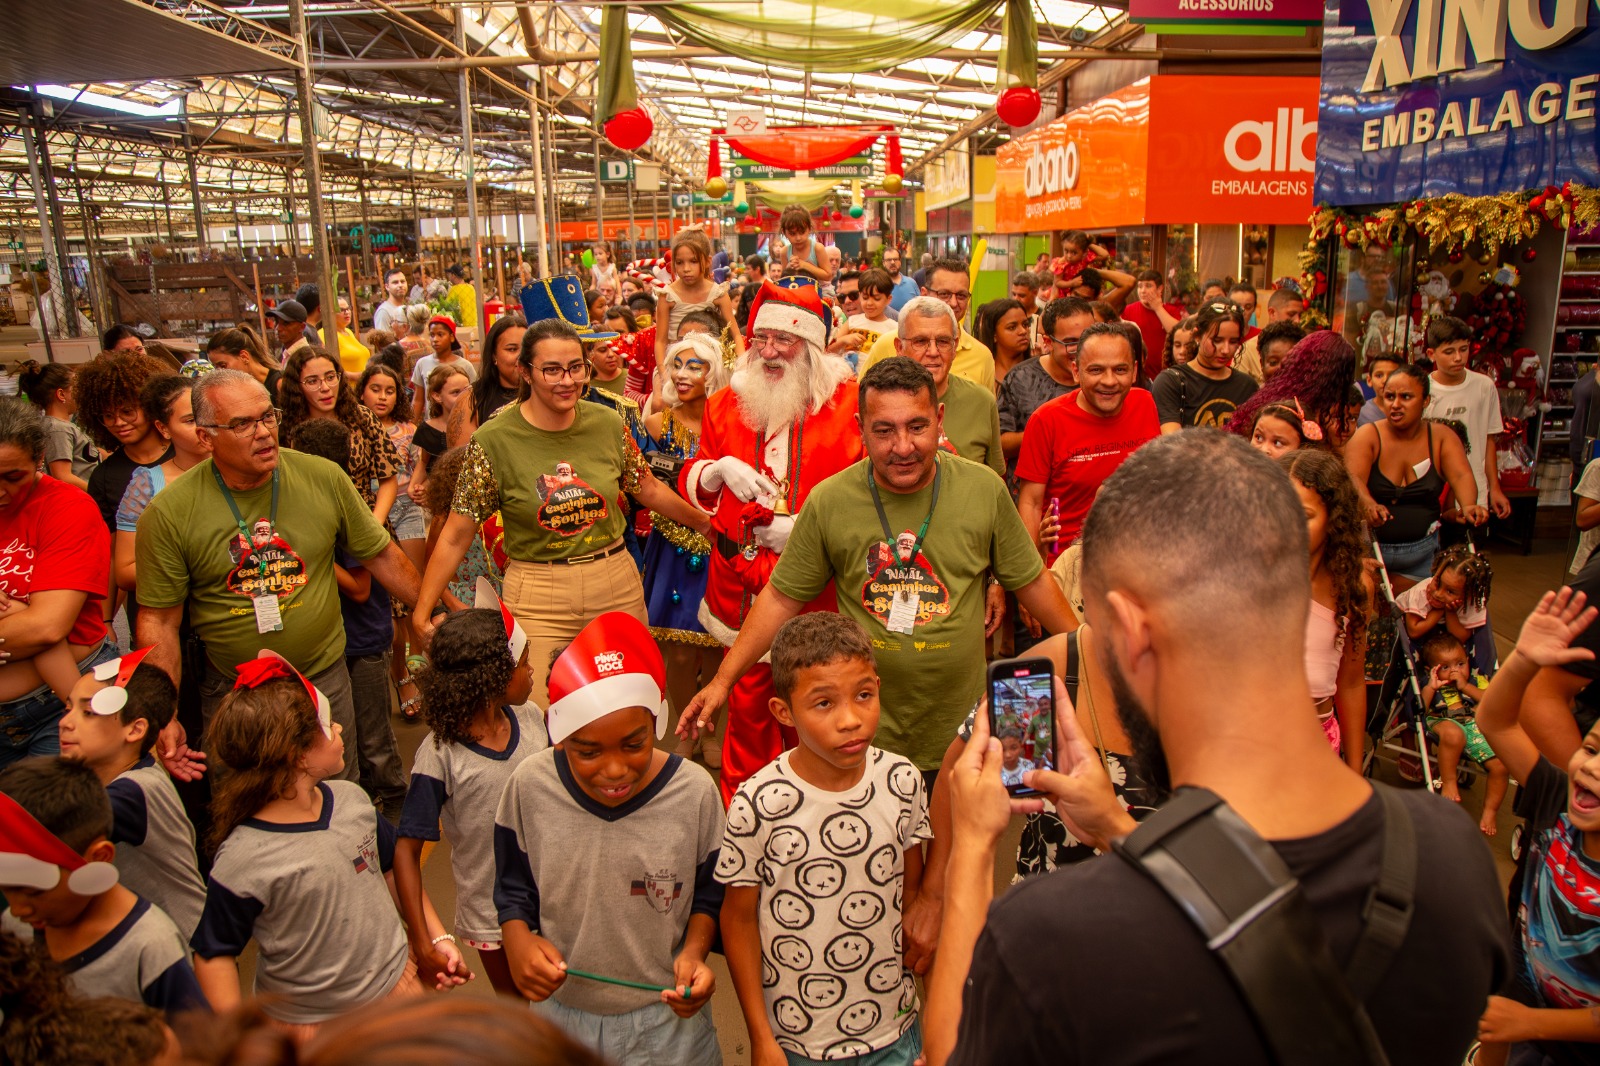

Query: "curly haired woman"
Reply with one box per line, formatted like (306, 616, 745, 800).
(74, 351, 175, 535)
(279, 347, 399, 526)
(1280, 448, 1374, 771)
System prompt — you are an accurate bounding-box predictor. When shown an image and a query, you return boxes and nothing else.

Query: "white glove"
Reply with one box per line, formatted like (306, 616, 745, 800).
(753, 515, 796, 555)
(700, 456, 780, 504)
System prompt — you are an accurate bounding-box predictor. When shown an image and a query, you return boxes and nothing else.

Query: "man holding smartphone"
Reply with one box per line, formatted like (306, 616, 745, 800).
(677, 352, 1076, 795)
(920, 431, 1509, 1066)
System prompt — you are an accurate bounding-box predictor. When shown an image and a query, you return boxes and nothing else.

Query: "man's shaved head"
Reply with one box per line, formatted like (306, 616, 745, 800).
(1080, 430, 1308, 637)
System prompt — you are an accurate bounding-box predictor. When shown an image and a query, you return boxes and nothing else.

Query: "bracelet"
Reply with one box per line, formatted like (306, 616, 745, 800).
(430, 933, 457, 946)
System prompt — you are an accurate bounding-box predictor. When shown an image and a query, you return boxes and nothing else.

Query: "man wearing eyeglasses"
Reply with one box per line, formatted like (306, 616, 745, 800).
(134, 369, 424, 785)
(675, 279, 865, 803)
(894, 298, 1004, 480)
(861, 258, 996, 392)
(997, 297, 1093, 478)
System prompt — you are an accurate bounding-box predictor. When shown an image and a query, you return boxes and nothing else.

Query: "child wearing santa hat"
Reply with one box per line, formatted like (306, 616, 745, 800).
(396, 581, 547, 998)
(493, 611, 724, 1064)
(190, 653, 467, 1037)
(57, 646, 206, 941)
(0, 755, 206, 1018)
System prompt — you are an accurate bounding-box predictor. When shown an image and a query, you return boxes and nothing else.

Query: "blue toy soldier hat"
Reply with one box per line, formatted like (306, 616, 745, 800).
(519, 274, 619, 341)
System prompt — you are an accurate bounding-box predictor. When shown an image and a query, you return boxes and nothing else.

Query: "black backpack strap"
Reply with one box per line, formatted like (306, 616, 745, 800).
(1115, 787, 1394, 1066)
(1063, 628, 1080, 705)
(1344, 784, 1416, 1000)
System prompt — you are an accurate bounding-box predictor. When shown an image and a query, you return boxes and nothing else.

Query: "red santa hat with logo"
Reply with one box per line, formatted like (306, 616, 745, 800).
(475, 577, 528, 664)
(85, 645, 158, 716)
(747, 278, 831, 359)
(233, 650, 334, 740)
(546, 612, 668, 745)
(0, 792, 120, 895)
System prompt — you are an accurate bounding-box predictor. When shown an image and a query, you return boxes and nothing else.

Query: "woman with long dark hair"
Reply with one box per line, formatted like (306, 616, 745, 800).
(280, 347, 400, 526)
(205, 325, 283, 400)
(1150, 300, 1256, 432)
(446, 312, 526, 450)
(975, 298, 1031, 385)
(1280, 449, 1373, 770)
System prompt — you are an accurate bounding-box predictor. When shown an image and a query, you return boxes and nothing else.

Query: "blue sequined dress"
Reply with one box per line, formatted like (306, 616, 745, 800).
(641, 410, 718, 646)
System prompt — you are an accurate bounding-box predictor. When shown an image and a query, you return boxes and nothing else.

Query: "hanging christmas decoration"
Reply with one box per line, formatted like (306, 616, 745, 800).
(993, 0, 1040, 129)
(883, 135, 904, 195)
(595, 7, 652, 151)
(732, 179, 749, 217)
(849, 180, 865, 219)
(704, 136, 728, 200)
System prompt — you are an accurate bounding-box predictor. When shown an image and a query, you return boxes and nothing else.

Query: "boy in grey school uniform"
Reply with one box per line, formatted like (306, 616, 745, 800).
(494, 613, 725, 1064)
(57, 654, 207, 940)
(0, 757, 206, 1019)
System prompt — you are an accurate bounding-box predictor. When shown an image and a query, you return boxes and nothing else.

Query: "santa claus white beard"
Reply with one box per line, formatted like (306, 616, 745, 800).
(732, 349, 812, 432)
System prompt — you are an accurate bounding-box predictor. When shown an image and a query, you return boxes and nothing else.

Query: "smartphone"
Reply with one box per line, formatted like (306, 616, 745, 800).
(987, 656, 1056, 796)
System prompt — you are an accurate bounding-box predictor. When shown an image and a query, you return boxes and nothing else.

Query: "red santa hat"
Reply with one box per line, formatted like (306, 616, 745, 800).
(546, 612, 668, 745)
(86, 645, 158, 716)
(748, 278, 830, 359)
(474, 577, 528, 664)
(0, 792, 119, 895)
(234, 651, 334, 740)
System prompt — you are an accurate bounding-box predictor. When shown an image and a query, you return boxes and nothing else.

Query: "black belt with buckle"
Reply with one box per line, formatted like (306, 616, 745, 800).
(533, 541, 629, 566)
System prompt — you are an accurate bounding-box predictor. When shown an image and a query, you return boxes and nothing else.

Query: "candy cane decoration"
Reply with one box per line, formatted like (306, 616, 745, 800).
(624, 257, 670, 293)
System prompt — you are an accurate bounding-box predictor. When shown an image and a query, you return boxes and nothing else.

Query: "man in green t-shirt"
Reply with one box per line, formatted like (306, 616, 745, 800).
(894, 296, 1004, 478)
(680, 358, 1077, 776)
(135, 370, 422, 781)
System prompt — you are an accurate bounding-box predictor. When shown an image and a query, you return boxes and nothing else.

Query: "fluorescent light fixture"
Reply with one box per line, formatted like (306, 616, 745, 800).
(29, 85, 181, 117)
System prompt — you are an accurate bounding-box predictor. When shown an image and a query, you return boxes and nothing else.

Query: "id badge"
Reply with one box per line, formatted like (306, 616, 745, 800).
(887, 589, 918, 634)
(253, 594, 284, 634)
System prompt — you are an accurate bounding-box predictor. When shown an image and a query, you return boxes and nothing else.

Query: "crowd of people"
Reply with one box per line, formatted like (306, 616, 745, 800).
(1, 220, 1596, 1066)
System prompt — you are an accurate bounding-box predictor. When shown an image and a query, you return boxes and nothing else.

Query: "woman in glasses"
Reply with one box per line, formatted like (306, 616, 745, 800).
(280, 347, 400, 528)
(415, 319, 710, 700)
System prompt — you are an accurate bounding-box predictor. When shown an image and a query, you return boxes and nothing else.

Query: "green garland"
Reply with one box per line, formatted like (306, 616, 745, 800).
(1298, 183, 1600, 308)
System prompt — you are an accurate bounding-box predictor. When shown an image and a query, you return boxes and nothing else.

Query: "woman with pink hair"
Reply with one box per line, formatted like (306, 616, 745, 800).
(1229, 330, 1359, 447)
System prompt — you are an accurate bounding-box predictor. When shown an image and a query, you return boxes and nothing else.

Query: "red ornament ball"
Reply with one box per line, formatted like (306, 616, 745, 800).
(604, 107, 653, 151)
(832, 210, 844, 221)
(1522, 247, 1538, 262)
(996, 86, 1042, 128)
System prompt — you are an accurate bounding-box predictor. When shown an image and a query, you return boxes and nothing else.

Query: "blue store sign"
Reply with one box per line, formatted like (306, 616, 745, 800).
(1315, 0, 1600, 206)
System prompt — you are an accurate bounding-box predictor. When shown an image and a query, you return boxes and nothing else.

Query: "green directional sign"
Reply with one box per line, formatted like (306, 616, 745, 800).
(728, 154, 872, 181)
(601, 160, 635, 182)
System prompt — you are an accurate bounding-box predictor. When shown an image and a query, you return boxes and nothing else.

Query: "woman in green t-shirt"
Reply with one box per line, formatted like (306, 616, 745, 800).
(414, 319, 710, 699)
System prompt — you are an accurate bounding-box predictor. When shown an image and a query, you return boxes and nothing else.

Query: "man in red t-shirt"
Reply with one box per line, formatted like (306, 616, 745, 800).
(1121, 269, 1184, 380)
(1015, 324, 1160, 563)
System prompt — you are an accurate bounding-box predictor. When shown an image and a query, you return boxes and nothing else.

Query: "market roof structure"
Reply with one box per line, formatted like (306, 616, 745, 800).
(0, 0, 1141, 239)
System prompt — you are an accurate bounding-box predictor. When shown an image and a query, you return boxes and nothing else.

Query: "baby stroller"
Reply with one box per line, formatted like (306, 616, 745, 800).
(1364, 539, 1499, 796)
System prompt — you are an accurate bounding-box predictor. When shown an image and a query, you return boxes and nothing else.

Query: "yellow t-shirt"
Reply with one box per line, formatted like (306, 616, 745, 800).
(862, 328, 996, 392)
(335, 328, 370, 375)
(447, 283, 479, 327)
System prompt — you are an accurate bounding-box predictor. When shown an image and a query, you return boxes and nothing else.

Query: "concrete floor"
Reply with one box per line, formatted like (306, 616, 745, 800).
(370, 536, 1577, 1062)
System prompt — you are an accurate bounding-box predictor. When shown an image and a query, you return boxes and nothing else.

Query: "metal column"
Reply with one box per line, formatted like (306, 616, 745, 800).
(290, 0, 338, 350)
(528, 77, 550, 278)
(594, 131, 605, 259)
(182, 98, 208, 256)
(71, 174, 108, 334)
(25, 102, 79, 338)
(456, 8, 485, 336)
(544, 103, 561, 270)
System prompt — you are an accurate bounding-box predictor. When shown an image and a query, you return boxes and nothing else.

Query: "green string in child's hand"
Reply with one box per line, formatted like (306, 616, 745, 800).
(563, 968, 675, 994)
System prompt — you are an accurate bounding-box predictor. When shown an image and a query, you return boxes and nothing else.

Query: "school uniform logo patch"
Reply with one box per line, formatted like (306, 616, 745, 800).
(351, 833, 380, 876)
(225, 520, 307, 599)
(534, 462, 608, 537)
(861, 531, 950, 629)
(630, 868, 683, 913)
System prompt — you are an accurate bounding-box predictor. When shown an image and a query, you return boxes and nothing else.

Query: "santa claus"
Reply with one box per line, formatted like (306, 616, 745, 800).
(677, 279, 863, 802)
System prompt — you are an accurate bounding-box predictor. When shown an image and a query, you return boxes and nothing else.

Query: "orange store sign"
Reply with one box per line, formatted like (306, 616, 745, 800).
(994, 75, 1318, 232)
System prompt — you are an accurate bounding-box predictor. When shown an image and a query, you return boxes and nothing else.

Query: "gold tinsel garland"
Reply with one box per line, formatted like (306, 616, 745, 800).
(1298, 183, 1600, 304)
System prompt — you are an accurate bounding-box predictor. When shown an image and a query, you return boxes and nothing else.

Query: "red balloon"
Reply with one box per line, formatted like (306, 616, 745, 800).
(604, 107, 653, 151)
(996, 86, 1042, 128)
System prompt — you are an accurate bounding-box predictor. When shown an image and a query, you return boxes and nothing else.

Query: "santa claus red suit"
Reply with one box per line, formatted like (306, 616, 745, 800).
(679, 280, 862, 802)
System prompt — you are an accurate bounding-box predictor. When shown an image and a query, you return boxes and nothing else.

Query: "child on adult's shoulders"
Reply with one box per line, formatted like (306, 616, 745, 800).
(494, 611, 723, 1065)
(1473, 587, 1600, 1058)
(717, 613, 930, 1066)
(0, 756, 207, 1019)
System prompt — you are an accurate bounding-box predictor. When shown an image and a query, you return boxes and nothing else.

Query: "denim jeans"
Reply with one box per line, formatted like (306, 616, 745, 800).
(534, 999, 720, 1066)
(0, 640, 118, 771)
(347, 651, 406, 822)
(1376, 530, 1439, 582)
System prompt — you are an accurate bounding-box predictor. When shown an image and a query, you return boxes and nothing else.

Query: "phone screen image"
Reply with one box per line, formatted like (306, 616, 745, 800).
(989, 660, 1055, 795)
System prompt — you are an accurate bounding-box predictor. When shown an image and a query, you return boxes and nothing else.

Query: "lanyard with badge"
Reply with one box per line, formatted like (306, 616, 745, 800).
(867, 458, 940, 635)
(213, 466, 283, 634)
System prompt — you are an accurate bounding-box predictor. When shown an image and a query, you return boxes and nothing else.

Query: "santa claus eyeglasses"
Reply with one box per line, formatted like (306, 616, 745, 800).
(750, 331, 804, 354)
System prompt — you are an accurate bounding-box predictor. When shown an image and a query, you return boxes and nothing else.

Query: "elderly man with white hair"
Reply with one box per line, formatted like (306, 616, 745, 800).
(674, 279, 865, 802)
(895, 296, 1004, 479)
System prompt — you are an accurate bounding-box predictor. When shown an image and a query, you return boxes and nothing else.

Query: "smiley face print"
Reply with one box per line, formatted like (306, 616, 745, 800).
(799, 973, 845, 1010)
(770, 890, 815, 930)
(838, 890, 886, 930)
(770, 935, 813, 971)
(824, 932, 873, 973)
(796, 857, 846, 899)
(819, 811, 871, 857)
(754, 779, 804, 820)
(765, 826, 810, 866)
